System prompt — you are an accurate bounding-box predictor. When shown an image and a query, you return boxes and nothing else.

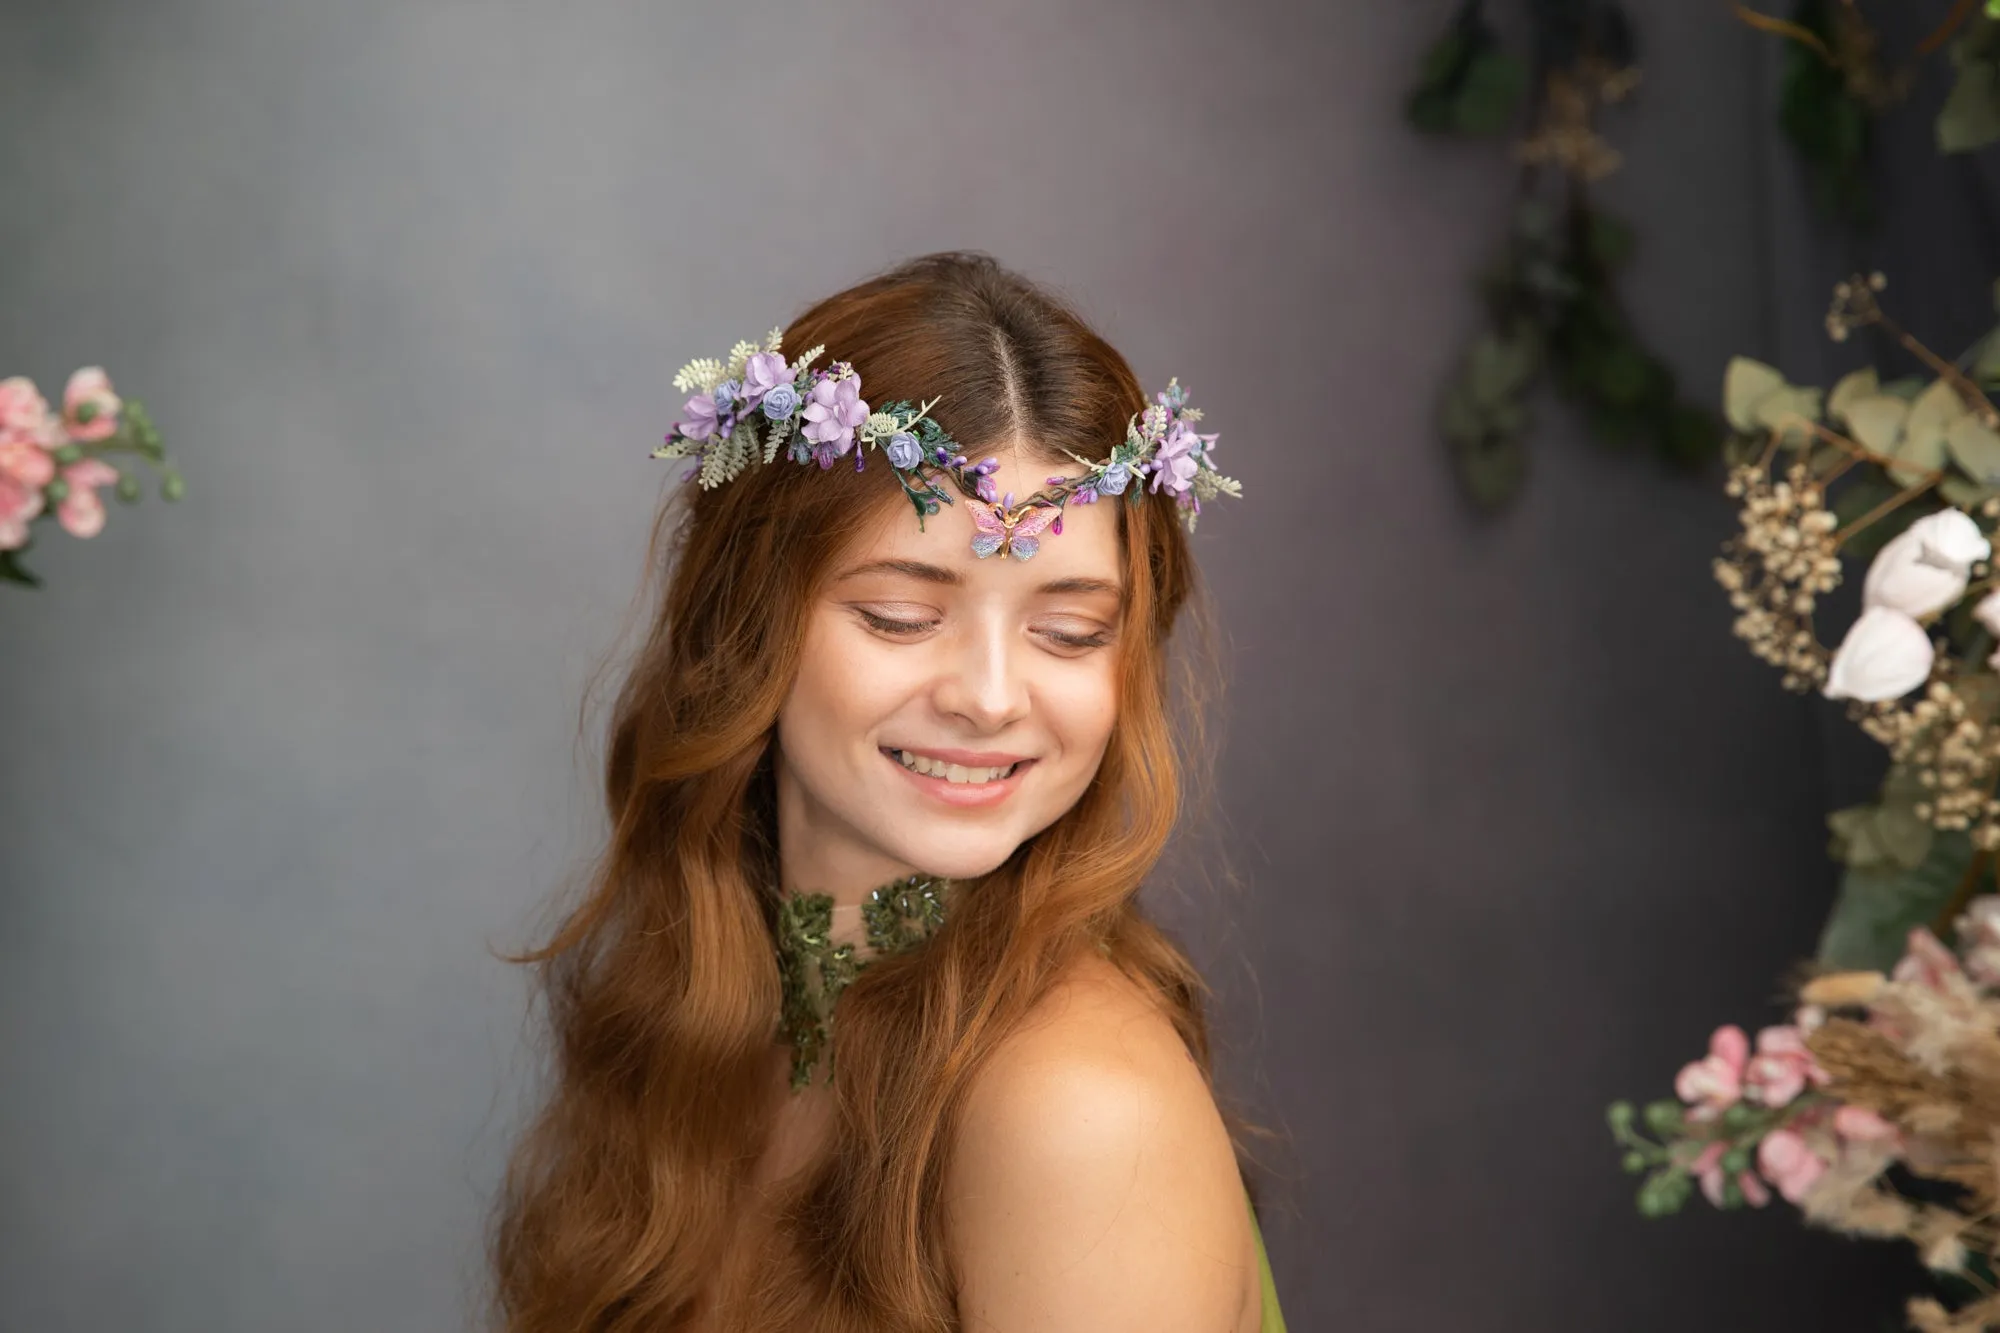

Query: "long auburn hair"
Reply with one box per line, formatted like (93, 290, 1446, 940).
(488, 252, 1261, 1332)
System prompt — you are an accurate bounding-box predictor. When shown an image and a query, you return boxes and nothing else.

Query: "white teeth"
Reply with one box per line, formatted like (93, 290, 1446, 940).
(891, 749, 1018, 783)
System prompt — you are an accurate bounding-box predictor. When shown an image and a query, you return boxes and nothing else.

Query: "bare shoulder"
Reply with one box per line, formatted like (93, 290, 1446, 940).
(943, 952, 1259, 1332)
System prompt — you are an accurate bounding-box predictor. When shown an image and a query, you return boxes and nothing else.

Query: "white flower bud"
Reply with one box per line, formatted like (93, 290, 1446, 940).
(1824, 606, 1936, 702)
(1864, 526, 1971, 618)
(1911, 509, 1991, 566)
(1976, 588, 2000, 638)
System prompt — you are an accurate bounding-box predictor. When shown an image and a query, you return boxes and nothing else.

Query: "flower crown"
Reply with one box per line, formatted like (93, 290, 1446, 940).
(651, 329, 1240, 560)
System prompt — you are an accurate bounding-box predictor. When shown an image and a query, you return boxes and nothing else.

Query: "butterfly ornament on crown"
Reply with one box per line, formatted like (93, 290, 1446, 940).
(651, 330, 1241, 559)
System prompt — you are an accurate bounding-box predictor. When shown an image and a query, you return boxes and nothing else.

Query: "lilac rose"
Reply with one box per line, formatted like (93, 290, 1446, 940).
(761, 382, 799, 421)
(739, 352, 790, 409)
(884, 432, 922, 470)
(800, 374, 869, 463)
(1097, 460, 1131, 496)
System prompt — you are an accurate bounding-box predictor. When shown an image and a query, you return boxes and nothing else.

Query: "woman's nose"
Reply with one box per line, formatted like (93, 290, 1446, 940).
(932, 620, 1030, 732)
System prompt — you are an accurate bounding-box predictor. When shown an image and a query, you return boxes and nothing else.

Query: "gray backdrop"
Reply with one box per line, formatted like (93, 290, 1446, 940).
(0, 0, 1958, 1328)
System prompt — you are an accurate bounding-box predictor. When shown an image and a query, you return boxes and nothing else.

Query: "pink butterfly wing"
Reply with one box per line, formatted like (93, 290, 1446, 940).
(963, 498, 1009, 536)
(1007, 505, 1062, 540)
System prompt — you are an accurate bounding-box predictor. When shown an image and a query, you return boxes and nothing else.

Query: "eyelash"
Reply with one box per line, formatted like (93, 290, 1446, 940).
(854, 609, 1111, 651)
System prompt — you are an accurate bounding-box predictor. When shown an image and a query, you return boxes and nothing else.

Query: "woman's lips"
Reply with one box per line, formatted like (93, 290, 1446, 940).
(880, 747, 1035, 809)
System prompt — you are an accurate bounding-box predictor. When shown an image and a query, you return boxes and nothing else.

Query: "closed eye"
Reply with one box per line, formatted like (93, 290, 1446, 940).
(855, 608, 937, 636)
(1038, 626, 1114, 651)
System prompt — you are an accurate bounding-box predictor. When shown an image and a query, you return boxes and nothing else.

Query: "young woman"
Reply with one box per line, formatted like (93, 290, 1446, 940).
(489, 252, 1285, 1332)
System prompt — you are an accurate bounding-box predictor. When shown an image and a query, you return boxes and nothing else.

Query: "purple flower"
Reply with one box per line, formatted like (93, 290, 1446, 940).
(762, 383, 799, 421)
(976, 473, 999, 503)
(678, 389, 722, 441)
(1097, 461, 1131, 496)
(1148, 420, 1209, 497)
(739, 352, 790, 409)
(884, 432, 922, 470)
(800, 374, 868, 461)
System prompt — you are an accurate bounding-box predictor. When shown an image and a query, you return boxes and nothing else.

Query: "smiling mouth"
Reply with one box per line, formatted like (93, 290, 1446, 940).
(882, 747, 1025, 785)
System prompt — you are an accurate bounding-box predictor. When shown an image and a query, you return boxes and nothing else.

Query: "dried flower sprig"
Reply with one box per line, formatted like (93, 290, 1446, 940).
(1612, 902, 2000, 1330)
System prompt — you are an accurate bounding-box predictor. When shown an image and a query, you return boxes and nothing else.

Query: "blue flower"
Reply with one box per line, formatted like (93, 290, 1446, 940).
(714, 380, 740, 410)
(762, 383, 799, 421)
(884, 432, 922, 470)
(1097, 461, 1131, 496)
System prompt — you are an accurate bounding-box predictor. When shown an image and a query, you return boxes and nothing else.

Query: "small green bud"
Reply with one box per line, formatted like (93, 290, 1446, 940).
(1621, 1150, 1647, 1173)
(1721, 1103, 1756, 1131)
(44, 478, 69, 504)
(1721, 1146, 1751, 1175)
(72, 401, 99, 424)
(1643, 1099, 1686, 1137)
(1606, 1101, 1635, 1135)
(115, 474, 142, 503)
(52, 443, 82, 464)
(161, 474, 185, 502)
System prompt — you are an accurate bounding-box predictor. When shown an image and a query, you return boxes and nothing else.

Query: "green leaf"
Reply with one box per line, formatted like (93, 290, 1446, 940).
(1903, 378, 1971, 471)
(1451, 430, 1528, 511)
(1842, 394, 1909, 455)
(1660, 403, 1724, 469)
(1940, 474, 2000, 509)
(1947, 413, 2000, 484)
(1832, 470, 1935, 564)
(1724, 357, 1788, 432)
(1452, 49, 1528, 135)
(1752, 386, 1825, 448)
(1588, 213, 1637, 270)
(1643, 1100, 1687, 1137)
(1465, 329, 1542, 408)
(1440, 382, 1487, 447)
(1817, 828, 1975, 971)
(1939, 57, 2000, 154)
(1830, 367, 1881, 422)
(0, 546, 39, 588)
(1637, 1167, 1694, 1218)
(1593, 343, 1657, 409)
(1972, 327, 2000, 387)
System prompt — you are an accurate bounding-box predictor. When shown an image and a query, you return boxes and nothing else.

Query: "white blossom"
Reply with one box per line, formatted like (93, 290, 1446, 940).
(1862, 513, 1991, 618)
(1825, 606, 1936, 702)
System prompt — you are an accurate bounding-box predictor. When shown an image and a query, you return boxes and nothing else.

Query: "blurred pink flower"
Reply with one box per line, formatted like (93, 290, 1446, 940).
(1743, 1025, 1832, 1108)
(1952, 897, 2000, 986)
(61, 367, 120, 442)
(0, 474, 45, 550)
(0, 376, 51, 447)
(57, 458, 119, 538)
(1894, 927, 1966, 992)
(1757, 1128, 1830, 1203)
(1691, 1140, 1772, 1209)
(1832, 1104, 1900, 1148)
(0, 432, 55, 490)
(1676, 1025, 1749, 1122)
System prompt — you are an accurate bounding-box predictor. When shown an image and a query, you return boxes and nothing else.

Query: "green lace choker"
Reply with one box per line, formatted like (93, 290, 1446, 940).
(774, 874, 951, 1091)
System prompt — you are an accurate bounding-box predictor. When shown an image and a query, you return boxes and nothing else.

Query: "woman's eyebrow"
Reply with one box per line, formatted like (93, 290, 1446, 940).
(837, 558, 961, 585)
(1036, 576, 1123, 598)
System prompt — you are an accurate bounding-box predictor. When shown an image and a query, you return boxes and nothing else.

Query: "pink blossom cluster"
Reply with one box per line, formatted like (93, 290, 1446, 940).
(0, 368, 125, 550)
(1673, 1017, 1899, 1209)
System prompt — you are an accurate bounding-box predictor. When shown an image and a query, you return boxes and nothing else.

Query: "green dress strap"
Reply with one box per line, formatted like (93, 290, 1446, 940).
(1246, 1191, 1287, 1333)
